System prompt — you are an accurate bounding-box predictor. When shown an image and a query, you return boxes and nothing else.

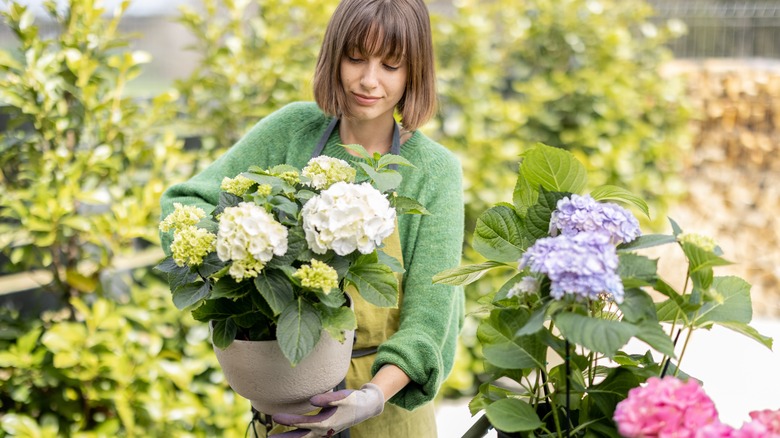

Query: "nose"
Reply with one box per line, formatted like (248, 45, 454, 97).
(359, 62, 379, 90)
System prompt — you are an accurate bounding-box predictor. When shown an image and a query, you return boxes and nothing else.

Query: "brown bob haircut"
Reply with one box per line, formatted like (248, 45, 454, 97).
(313, 0, 437, 131)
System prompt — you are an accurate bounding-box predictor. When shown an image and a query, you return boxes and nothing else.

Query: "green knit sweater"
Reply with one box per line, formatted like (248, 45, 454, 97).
(160, 102, 465, 410)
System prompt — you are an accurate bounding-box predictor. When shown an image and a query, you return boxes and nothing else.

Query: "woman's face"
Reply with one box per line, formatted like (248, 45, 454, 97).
(339, 49, 407, 125)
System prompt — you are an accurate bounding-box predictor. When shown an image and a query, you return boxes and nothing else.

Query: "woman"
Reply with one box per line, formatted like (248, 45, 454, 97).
(160, 0, 464, 436)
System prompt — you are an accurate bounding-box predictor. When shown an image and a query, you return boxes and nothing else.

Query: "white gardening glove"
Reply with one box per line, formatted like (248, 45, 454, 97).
(270, 383, 385, 438)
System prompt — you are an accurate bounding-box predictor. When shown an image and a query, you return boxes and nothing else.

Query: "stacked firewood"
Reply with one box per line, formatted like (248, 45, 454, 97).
(659, 59, 780, 317)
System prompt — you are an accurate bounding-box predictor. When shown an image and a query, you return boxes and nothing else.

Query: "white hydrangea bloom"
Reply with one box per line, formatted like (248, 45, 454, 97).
(216, 202, 288, 280)
(301, 156, 356, 190)
(302, 182, 396, 256)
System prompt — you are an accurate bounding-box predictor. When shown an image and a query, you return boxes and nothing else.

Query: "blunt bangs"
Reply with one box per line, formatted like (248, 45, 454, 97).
(345, 12, 408, 65)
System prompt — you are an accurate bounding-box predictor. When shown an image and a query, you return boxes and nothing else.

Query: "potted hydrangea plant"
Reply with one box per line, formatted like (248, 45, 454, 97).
(436, 143, 773, 437)
(155, 145, 427, 414)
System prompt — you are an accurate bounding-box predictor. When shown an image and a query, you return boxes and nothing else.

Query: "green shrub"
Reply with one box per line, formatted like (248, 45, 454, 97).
(175, 0, 336, 162)
(431, 0, 691, 229)
(0, 0, 183, 297)
(0, 1, 248, 435)
(0, 274, 249, 437)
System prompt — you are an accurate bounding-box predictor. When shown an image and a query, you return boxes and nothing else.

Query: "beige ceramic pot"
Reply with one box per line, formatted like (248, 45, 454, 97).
(213, 326, 354, 415)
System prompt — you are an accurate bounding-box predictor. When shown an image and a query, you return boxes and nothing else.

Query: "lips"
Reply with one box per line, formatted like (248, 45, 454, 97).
(352, 93, 381, 106)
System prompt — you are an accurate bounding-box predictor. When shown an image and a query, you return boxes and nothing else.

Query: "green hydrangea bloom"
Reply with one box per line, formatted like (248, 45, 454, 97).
(159, 203, 206, 233)
(228, 257, 266, 280)
(677, 232, 717, 252)
(170, 225, 216, 267)
(294, 260, 339, 294)
(276, 170, 301, 186)
(255, 184, 273, 197)
(220, 175, 255, 196)
(302, 156, 357, 190)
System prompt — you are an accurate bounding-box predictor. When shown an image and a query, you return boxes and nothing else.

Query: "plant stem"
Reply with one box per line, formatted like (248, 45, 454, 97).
(565, 339, 571, 438)
(660, 329, 683, 377)
(661, 261, 692, 371)
(674, 328, 696, 377)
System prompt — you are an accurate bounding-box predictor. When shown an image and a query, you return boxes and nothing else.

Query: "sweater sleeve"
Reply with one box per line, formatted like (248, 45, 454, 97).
(371, 149, 466, 410)
(159, 103, 312, 254)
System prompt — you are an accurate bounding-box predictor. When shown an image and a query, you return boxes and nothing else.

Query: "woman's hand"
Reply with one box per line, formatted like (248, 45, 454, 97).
(271, 383, 384, 437)
(270, 365, 411, 437)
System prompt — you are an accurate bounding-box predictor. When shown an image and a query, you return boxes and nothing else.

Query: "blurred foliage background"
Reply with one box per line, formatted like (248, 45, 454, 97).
(0, 0, 692, 435)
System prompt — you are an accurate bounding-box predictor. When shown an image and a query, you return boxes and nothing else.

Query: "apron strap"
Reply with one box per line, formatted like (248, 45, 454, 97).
(312, 118, 402, 170)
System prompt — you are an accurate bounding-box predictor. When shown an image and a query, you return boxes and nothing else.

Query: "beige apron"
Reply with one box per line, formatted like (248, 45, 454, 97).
(342, 223, 437, 438)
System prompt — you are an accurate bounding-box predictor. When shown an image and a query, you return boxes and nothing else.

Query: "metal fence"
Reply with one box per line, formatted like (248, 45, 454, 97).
(647, 0, 780, 59)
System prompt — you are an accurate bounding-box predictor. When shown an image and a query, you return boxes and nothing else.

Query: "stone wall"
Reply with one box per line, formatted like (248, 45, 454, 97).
(661, 59, 780, 316)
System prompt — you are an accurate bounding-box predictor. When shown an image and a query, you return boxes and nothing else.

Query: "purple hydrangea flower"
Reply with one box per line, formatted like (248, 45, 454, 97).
(549, 194, 641, 244)
(519, 231, 624, 303)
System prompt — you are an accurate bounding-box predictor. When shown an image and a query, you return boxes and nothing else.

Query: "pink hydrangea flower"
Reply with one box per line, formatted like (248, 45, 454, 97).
(748, 410, 780, 435)
(614, 376, 720, 438)
(696, 422, 736, 438)
(730, 409, 780, 438)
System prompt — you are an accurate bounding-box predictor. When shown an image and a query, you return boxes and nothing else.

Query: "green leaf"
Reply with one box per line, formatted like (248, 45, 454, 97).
(515, 306, 547, 336)
(681, 242, 732, 273)
(485, 398, 543, 433)
(655, 299, 693, 325)
(590, 185, 649, 218)
(587, 367, 642, 417)
(693, 276, 752, 327)
(232, 298, 271, 328)
(314, 287, 347, 309)
(210, 276, 250, 299)
(167, 264, 198, 292)
(432, 261, 507, 286)
(154, 257, 179, 274)
(654, 279, 687, 308)
(217, 191, 242, 211)
(669, 217, 683, 236)
(345, 262, 398, 307)
(377, 154, 415, 169)
(526, 189, 569, 238)
(554, 312, 639, 357)
(634, 321, 676, 357)
(356, 163, 402, 193)
(617, 288, 658, 323)
(618, 253, 658, 289)
(512, 166, 537, 217)
(172, 281, 210, 310)
(617, 234, 676, 251)
(376, 250, 405, 273)
(254, 270, 295, 316)
(342, 143, 372, 160)
(277, 298, 322, 366)
(270, 195, 299, 217)
(691, 267, 714, 291)
(492, 273, 529, 302)
(191, 298, 247, 322)
(477, 309, 547, 369)
(391, 195, 430, 215)
(198, 252, 229, 278)
(267, 227, 307, 269)
(521, 143, 587, 194)
(212, 318, 238, 349)
(717, 322, 773, 350)
(473, 205, 532, 262)
(196, 217, 219, 234)
(316, 304, 356, 343)
(242, 173, 294, 194)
